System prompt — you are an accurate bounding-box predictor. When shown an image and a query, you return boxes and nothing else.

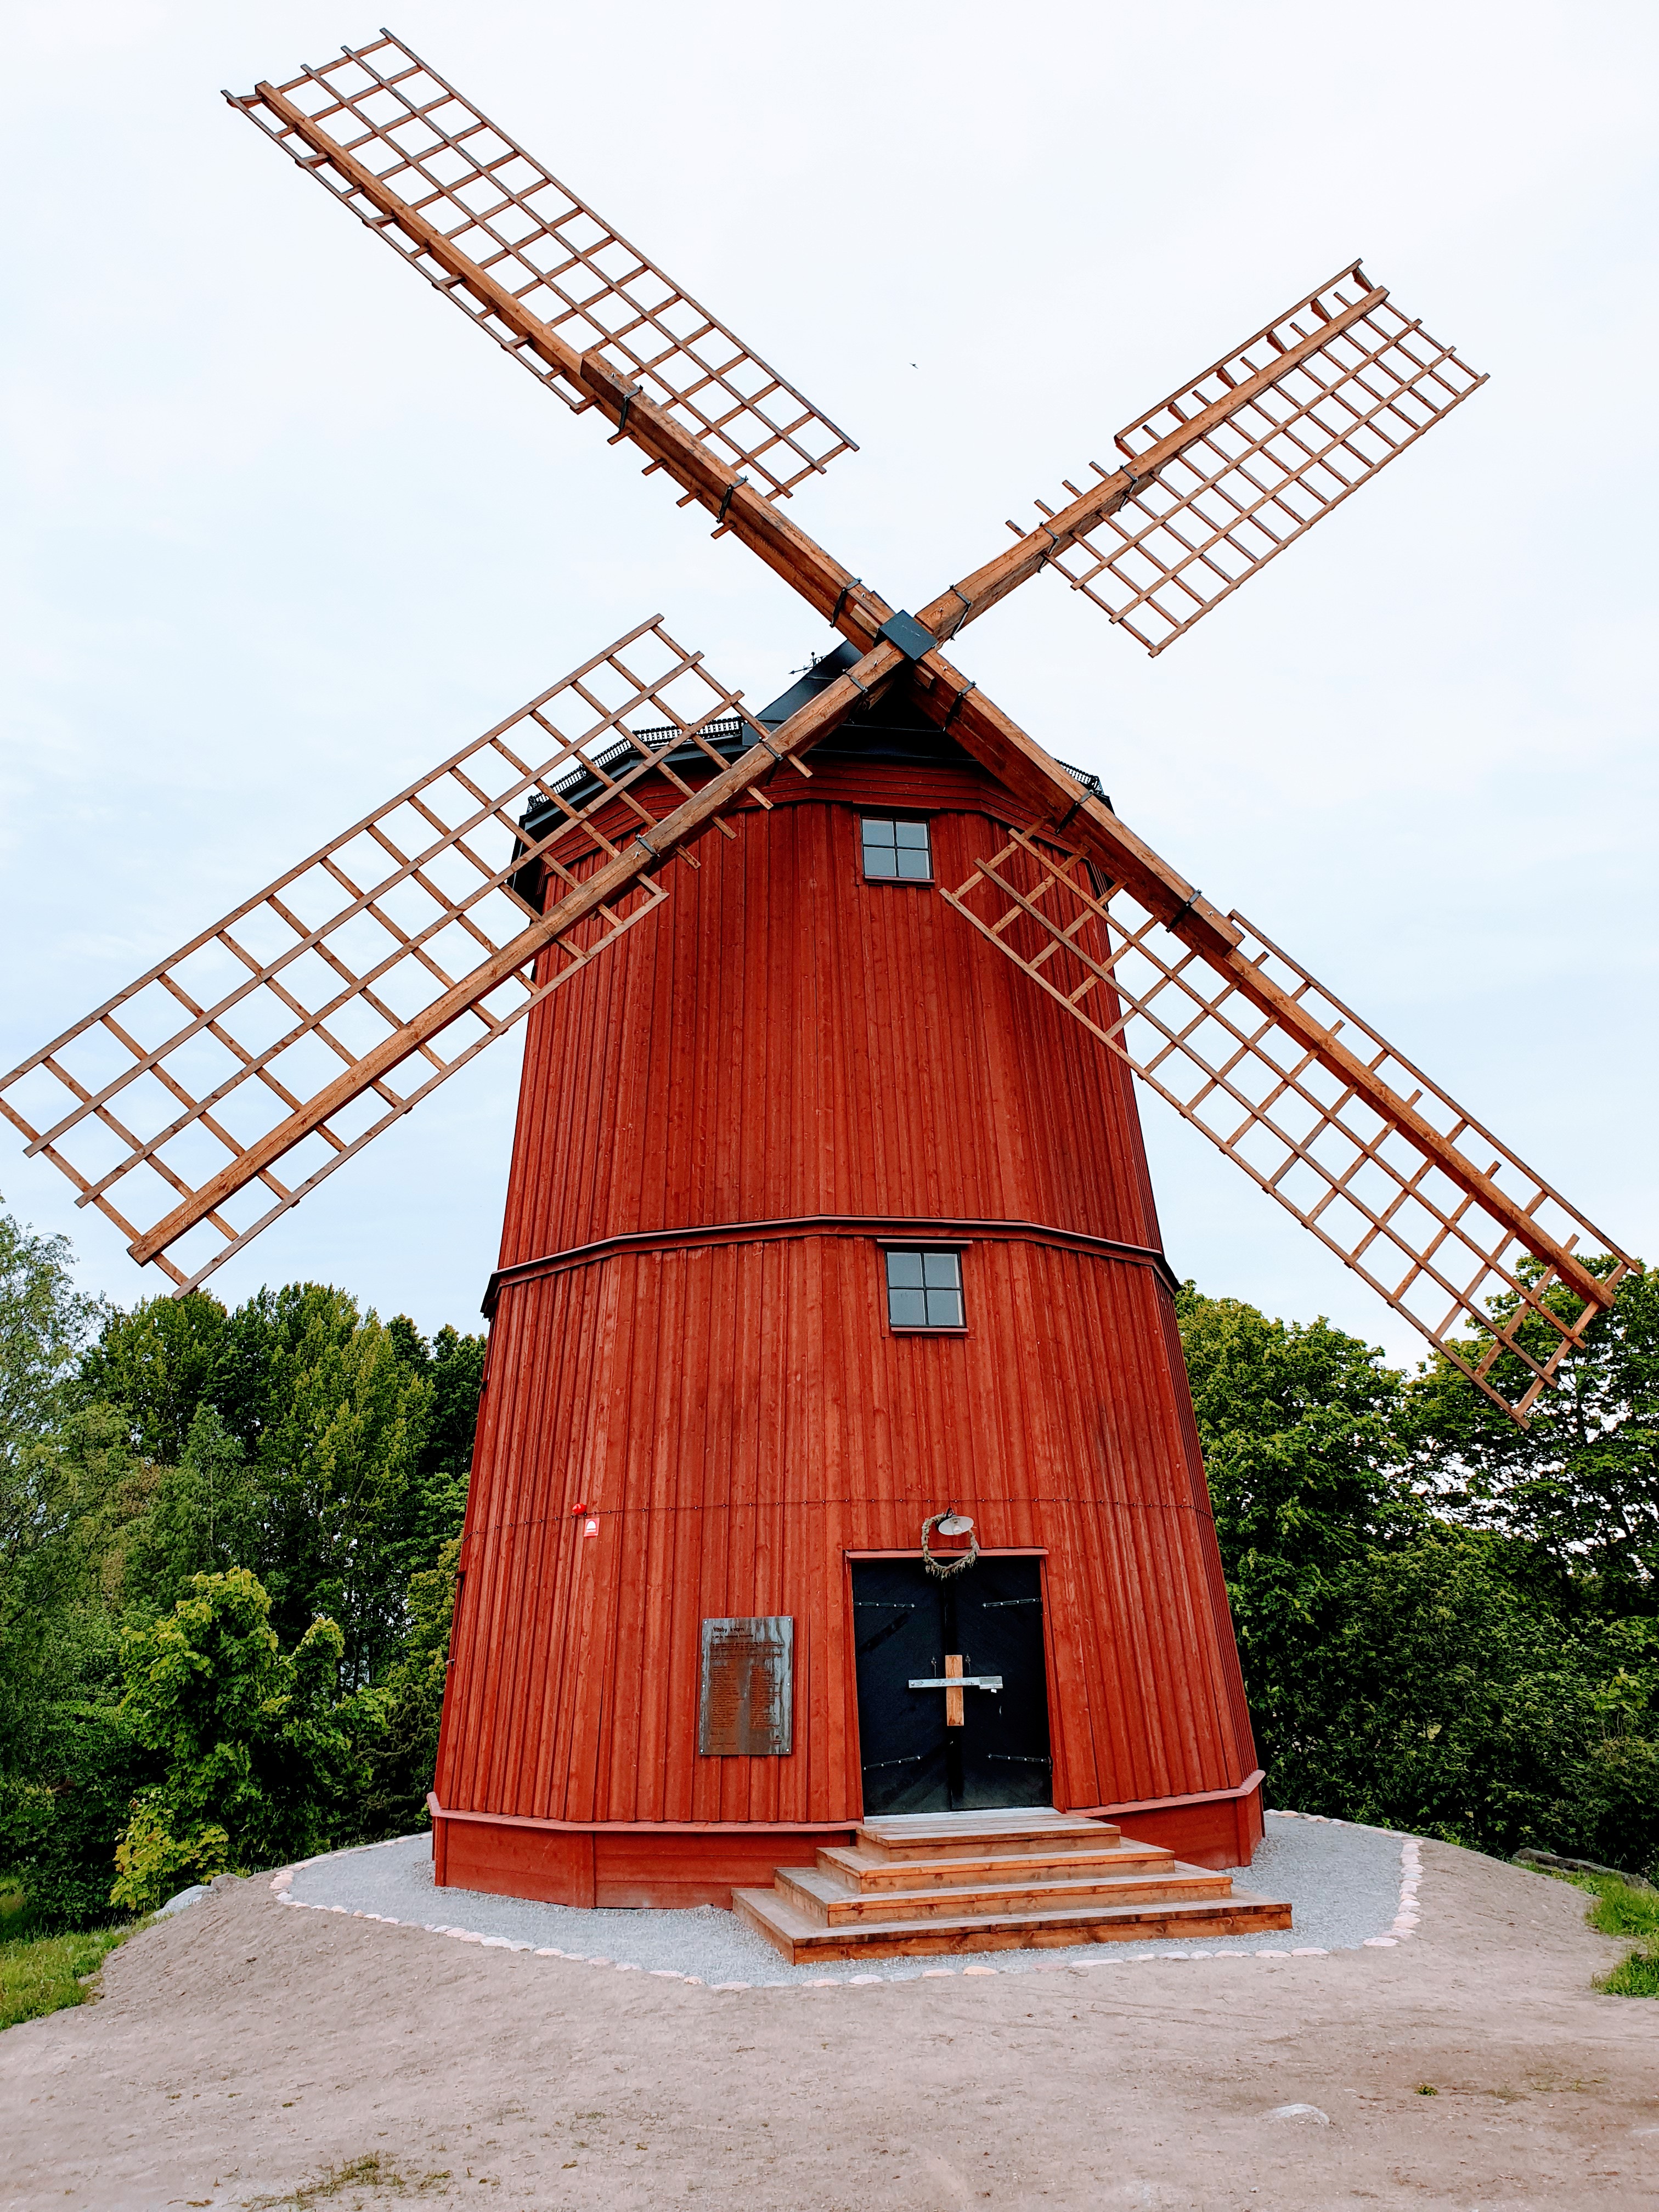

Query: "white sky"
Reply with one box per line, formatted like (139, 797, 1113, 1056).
(4, 1, 1655, 1365)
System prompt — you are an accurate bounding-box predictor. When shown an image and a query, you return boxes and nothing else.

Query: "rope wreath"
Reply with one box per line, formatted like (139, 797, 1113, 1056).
(921, 1510, 979, 1579)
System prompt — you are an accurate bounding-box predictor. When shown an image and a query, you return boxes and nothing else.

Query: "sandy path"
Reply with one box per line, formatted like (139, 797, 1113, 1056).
(4, 1841, 1656, 2210)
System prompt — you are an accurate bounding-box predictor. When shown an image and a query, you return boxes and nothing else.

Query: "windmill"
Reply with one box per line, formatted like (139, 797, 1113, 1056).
(2, 32, 1635, 1943)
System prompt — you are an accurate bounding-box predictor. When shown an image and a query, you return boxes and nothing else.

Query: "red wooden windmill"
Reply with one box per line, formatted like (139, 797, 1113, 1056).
(4, 33, 1635, 1948)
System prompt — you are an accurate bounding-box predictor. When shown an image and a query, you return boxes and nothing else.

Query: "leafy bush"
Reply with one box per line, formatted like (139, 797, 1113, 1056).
(110, 1569, 382, 1912)
(0, 1702, 147, 1933)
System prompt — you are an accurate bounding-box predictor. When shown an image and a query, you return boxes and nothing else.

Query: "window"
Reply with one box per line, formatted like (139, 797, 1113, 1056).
(861, 816, 932, 881)
(885, 1248, 964, 1329)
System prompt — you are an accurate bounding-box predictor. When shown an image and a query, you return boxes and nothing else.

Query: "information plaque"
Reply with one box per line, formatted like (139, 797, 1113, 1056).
(697, 1616, 794, 1757)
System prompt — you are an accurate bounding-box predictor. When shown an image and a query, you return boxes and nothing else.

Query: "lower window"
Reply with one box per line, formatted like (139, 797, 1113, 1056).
(885, 1248, 964, 1329)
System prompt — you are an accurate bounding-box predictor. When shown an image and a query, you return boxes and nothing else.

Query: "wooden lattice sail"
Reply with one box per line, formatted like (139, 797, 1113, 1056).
(1022, 263, 1487, 652)
(226, 31, 856, 501)
(939, 827, 1628, 1415)
(0, 622, 752, 1289)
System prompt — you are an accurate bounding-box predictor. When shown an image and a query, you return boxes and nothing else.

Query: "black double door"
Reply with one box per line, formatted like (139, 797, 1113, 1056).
(851, 1556, 1052, 1815)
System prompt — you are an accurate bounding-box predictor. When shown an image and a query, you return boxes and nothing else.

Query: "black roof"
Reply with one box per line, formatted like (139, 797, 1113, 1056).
(520, 637, 1105, 842)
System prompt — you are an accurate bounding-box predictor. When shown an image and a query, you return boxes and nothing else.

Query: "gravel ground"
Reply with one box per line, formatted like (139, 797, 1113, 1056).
(16, 1835, 1651, 2210)
(283, 1809, 1406, 1983)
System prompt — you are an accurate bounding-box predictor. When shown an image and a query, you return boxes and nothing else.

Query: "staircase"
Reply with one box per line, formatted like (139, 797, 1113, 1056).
(732, 1808, 1291, 1963)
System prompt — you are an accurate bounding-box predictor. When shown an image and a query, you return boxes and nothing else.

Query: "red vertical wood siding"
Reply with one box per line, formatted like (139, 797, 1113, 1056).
(435, 757, 1258, 1860)
(495, 763, 1163, 1265)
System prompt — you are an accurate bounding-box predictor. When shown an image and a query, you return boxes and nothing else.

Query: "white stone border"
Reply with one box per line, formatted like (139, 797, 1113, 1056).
(264, 1812, 1425, 1989)
(1269, 1809, 1421, 1948)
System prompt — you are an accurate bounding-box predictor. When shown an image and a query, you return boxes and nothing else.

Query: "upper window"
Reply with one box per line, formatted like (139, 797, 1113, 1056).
(885, 1248, 964, 1330)
(861, 816, 932, 881)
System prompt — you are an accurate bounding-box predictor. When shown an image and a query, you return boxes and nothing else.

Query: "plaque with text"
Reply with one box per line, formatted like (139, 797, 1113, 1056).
(698, 1616, 794, 1757)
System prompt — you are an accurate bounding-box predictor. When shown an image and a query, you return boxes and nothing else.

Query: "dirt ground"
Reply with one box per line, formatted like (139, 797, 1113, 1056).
(4, 1839, 1656, 2211)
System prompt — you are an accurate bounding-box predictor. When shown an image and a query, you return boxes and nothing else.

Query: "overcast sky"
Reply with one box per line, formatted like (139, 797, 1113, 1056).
(4, 0, 1655, 1367)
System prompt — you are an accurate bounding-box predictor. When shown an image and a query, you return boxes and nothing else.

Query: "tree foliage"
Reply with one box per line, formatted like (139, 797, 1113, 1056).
(0, 1206, 105, 1519)
(110, 1568, 379, 1912)
(72, 1285, 478, 1688)
(1404, 1261, 1659, 1598)
(1179, 1271, 1659, 1877)
(0, 1233, 485, 1928)
(1176, 1285, 1418, 1770)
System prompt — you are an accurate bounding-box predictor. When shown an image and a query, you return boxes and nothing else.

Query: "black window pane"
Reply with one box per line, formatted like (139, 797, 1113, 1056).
(888, 1286, 928, 1327)
(886, 1250, 924, 1289)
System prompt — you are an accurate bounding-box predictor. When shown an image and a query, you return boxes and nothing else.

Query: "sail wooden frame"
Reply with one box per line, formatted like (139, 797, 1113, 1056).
(1018, 264, 1488, 653)
(228, 31, 856, 503)
(0, 620, 754, 1290)
(939, 825, 1630, 1415)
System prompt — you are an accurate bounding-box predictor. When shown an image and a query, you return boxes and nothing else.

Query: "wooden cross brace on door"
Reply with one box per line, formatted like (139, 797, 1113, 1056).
(910, 1656, 1005, 1728)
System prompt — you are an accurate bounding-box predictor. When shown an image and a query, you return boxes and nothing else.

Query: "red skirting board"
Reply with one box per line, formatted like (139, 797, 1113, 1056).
(428, 1798, 858, 1908)
(427, 1776, 1266, 1906)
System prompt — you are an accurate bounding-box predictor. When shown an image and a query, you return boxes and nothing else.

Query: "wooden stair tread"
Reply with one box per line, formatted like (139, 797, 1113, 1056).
(778, 1862, 1234, 1926)
(856, 1813, 1119, 1859)
(817, 1842, 1176, 1891)
(733, 1882, 1293, 1963)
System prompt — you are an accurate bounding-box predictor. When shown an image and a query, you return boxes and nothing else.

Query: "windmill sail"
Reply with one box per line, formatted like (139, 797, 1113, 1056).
(940, 823, 1630, 1418)
(229, 32, 856, 503)
(1013, 264, 1485, 654)
(0, 620, 755, 1291)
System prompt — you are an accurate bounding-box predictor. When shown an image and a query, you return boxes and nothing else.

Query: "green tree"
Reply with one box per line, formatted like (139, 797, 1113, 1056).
(110, 1568, 379, 1912)
(385, 1316, 481, 1583)
(71, 1283, 482, 1685)
(1279, 1525, 1658, 1874)
(246, 1288, 432, 1686)
(421, 1324, 487, 1483)
(123, 1406, 258, 1617)
(1407, 1259, 1658, 1602)
(0, 1206, 104, 1497)
(354, 1538, 460, 1837)
(1178, 1277, 1659, 1872)
(72, 1290, 225, 1464)
(0, 1216, 117, 1778)
(1176, 1283, 1418, 1769)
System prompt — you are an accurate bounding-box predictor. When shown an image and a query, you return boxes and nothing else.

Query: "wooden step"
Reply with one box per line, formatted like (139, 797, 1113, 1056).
(855, 1813, 1120, 1860)
(816, 1840, 1177, 1893)
(733, 1882, 1294, 1965)
(776, 1863, 1234, 1927)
